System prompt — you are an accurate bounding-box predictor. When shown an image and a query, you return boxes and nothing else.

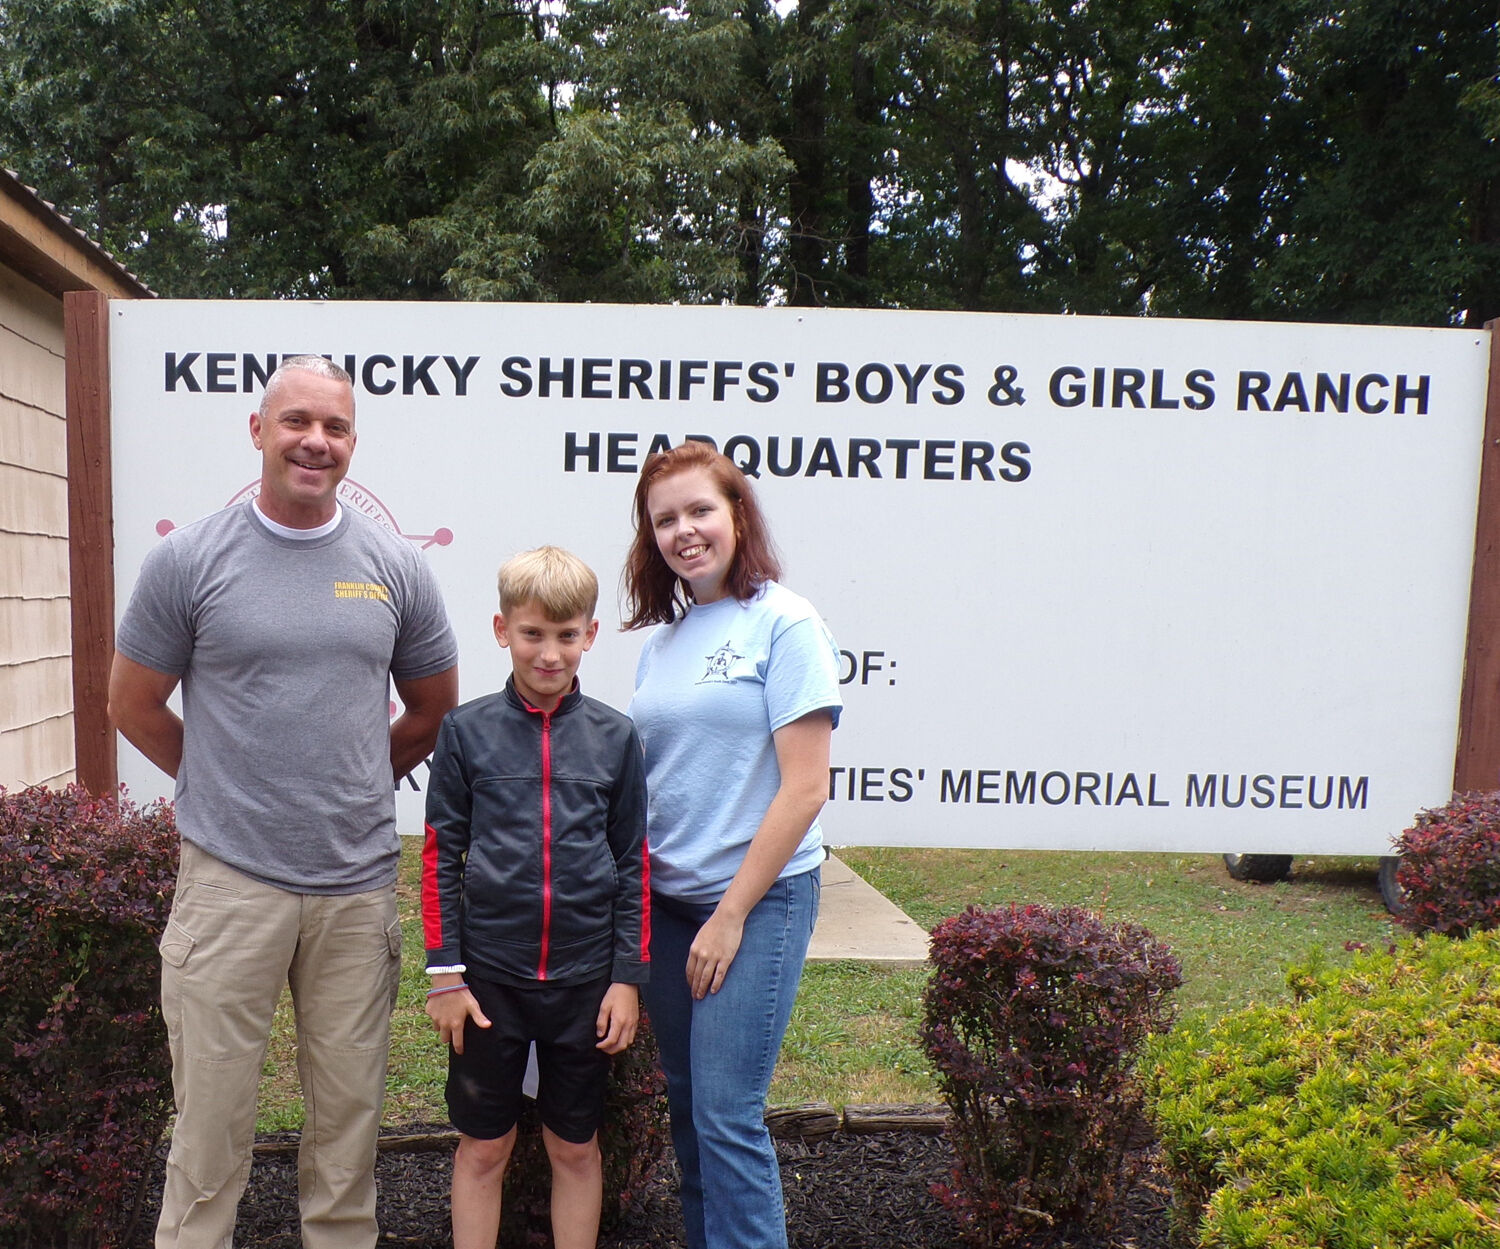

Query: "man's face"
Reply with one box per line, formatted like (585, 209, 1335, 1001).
(249, 371, 356, 528)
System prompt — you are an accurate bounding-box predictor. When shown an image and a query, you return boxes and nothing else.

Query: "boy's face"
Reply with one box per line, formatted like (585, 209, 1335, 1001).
(494, 603, 598, 712)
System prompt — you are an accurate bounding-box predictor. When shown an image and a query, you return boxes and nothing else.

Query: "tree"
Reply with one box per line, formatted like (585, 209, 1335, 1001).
(0, 0, 560, 298)
(2, 0, 1494, 321)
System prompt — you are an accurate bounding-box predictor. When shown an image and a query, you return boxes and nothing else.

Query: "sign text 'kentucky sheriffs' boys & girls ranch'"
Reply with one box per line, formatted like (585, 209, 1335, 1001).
(110, 302, 1492, 856)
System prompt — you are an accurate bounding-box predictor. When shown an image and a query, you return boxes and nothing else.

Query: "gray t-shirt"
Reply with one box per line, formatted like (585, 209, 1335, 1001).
(116, 501, 457, 893)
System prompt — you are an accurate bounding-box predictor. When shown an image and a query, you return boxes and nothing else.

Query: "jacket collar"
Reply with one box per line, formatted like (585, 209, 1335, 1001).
(504, 675, 583, 718)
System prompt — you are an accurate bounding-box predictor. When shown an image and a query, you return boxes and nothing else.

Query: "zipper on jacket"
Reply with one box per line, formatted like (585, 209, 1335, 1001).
(537, 708, 553, 979)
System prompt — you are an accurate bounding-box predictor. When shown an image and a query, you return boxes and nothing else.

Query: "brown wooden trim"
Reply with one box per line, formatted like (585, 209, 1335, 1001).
(1454, 321, 1500, 793)
(1, 169, 154, 299)
(64, 291, 117, 796)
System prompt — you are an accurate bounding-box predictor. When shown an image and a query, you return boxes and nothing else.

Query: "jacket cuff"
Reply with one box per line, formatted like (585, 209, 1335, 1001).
(612, 958, 650, 985)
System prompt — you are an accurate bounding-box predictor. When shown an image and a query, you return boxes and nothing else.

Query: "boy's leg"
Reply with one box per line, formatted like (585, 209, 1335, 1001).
(542, 1127, 602, 1249)
(531, 978, 613, 1249)
(452, 1129, 516, 1249)
(445, 977, 530, 1249)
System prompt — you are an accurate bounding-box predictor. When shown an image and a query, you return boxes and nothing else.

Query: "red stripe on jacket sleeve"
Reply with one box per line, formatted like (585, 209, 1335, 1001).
(638, 838, 651, 963)
(421, 823, 444, 951)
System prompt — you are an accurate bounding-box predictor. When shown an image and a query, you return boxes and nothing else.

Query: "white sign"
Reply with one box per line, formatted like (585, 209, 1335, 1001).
(109, 301, 1491, 855)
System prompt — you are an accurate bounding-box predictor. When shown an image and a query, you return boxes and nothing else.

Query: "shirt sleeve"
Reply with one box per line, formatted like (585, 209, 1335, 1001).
(115, 538, 194, 676)
(606, 725, 651, 984)
(421, 714, 471, 967)
(765, 611, 843, 733)
(392, 553, 458, 681)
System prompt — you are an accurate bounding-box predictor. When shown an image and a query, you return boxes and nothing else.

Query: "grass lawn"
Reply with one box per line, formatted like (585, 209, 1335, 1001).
(254, 839, 1399, 1131)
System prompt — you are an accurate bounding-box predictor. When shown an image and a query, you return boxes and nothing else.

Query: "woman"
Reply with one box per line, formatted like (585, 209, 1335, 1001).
(624, 441, 842, 1249)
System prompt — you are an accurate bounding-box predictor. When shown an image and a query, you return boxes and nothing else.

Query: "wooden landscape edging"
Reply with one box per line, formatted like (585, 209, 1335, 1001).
(249, 1104, 952, 1158)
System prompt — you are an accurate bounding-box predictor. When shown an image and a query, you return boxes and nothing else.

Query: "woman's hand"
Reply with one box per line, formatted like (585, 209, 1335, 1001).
(686, 906, 747, 999)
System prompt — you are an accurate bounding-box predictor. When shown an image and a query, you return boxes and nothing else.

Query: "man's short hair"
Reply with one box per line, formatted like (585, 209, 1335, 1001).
(497, 546, 599, 621)
(259, 355, 354, 417)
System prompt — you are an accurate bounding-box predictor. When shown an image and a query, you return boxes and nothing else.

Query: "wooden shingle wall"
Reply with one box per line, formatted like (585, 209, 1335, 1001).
(0, 263, 72, 789)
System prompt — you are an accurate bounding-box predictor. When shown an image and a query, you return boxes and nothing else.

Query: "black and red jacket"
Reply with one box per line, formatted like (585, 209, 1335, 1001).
(421, 678, 650, 986)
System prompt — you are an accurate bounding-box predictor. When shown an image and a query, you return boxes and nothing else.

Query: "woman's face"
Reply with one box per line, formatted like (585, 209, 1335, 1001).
(646, 466, 738, 603)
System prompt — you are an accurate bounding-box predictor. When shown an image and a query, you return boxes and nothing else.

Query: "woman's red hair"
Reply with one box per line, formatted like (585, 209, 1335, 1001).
(622, 441, 782, 628)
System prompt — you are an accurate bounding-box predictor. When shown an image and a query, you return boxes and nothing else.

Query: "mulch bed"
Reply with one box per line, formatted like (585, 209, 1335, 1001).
(130, 1122, 1176, 1248)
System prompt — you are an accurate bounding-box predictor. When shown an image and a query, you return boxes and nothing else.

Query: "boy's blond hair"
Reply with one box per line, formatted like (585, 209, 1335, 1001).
(496, 545, 599, 621)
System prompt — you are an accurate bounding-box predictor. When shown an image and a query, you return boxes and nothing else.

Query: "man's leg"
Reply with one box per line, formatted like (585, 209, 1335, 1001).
(543, 1127, 603, 1249)
(451, 1130, 516, 1249)
(287, 884, 401, 1249)
(156, 842, 300, 1249)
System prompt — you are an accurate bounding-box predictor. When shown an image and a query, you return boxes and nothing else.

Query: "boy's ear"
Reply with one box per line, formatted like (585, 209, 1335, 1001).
(582, 619, 599, 651)
(493, 613, 509, 649)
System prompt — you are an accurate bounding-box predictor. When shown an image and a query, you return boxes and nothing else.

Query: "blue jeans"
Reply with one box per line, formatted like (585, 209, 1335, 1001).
(642, 869, 820, 1249)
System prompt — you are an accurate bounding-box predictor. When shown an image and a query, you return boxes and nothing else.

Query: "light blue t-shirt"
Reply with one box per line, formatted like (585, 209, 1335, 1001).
(629, 581, 842, 903)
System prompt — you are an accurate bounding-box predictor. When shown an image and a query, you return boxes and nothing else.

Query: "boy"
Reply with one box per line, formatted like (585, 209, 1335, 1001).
(421, 546, 649, 1249)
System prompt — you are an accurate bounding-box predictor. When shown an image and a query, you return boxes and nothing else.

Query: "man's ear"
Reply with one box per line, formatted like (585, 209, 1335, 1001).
(249, 411, 263, 449)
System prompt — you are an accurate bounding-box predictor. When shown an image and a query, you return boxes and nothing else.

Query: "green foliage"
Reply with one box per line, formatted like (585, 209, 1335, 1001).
(1394, 791, 1500, 938)
(921, 903, 1181, 1245)
(0, 785, 178, 1249)
(0, 0, 559, 298)
(3, 0, 1497, 318)
(1146, 933, 1500, 1248)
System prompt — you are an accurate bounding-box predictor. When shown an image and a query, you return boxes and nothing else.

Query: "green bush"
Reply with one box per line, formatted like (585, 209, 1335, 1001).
(1394, 791, 1500, 937)
(1146, 933, 1500, 1248)
(0, 785, 178, 1249)
(921, 903, 1181, 1246)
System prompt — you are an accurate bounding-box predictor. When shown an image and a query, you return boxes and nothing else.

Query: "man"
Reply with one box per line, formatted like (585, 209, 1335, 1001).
(109, 355, 459, 1249)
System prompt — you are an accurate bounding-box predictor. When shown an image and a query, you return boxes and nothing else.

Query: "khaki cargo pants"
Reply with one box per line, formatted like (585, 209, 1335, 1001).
(155, 841, 402, 1249)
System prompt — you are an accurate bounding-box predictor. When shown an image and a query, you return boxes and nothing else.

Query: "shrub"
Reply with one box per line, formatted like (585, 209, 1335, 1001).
(0, 784, 178, 1249)
(1146, 934, 1500, 1248)
(497, 1010, 670, 1247)
(920, 903, 1181, 1246)
(1393, 791, 1500, 936)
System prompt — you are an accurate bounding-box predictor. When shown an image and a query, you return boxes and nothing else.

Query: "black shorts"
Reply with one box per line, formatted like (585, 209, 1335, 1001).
(446, 974, 611, 1145)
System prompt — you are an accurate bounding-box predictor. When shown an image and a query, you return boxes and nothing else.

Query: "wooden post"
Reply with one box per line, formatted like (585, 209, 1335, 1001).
(64, 291, 116, 797)
(1453, 320, 1500, 793)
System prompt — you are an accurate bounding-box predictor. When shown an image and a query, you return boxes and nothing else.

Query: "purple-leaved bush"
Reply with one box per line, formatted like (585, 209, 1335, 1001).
(0, 784, 178, 1249)
(921, 902, 1180, 1246)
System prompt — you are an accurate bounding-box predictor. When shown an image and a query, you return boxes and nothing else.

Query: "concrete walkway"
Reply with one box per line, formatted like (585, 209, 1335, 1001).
(807, 854, 929, 967)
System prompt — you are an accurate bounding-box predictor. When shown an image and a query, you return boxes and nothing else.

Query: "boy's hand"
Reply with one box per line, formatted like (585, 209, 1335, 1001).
(595, 982, 639, 1054)
(426, 975, 490, 1055)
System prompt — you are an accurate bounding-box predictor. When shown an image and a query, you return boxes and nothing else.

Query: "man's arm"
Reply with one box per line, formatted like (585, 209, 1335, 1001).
(390, 665, 459, 780)
(107, 653, 184, 779)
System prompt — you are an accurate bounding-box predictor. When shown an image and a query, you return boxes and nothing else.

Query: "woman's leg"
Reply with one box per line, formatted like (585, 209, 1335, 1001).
(641, 896, 710, 1249)
(690, 869, 819, 1249)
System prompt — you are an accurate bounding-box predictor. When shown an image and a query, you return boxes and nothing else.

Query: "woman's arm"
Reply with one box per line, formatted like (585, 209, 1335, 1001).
(685, 708, 833, 999)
